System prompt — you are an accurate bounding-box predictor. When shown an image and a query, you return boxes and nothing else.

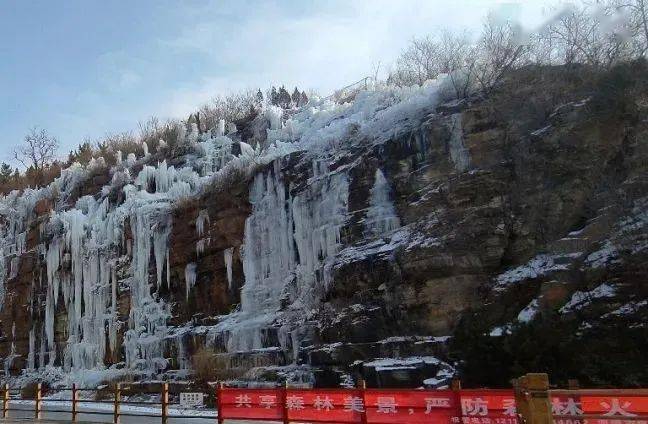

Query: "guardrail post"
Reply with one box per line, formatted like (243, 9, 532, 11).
(359, 379, 368, 424)
(282, 381, 289, 424)
(161, 382, 169, 424)
(2, 383, 8, 418)
(514, 373, 552, 424)
(568, 379, 579, 390)
(451, 378, 463, 420)
(72, 383, 78, 422)
(35, 383, 42, 420)
(216, 382, 224, 424)
(113, 383, 121, 424)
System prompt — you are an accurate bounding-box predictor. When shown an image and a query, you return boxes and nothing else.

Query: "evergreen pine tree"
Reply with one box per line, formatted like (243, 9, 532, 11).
(300, 91, 308, 106)
(256, 89, 264, 106)
(278, 86, 291, 108)
(270, 86, 278, 106)
(291, 87, 301, 106)
(0, 163, 13, 183)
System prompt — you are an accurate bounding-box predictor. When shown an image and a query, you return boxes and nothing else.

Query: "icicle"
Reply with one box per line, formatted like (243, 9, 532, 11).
(154, 160, 171, 193)
(364, 169, 401, 237)
(27, 327, 35, 370)
(166, 248, 171, 289)
(4, 323, 18, 376)
(115, 150, 123, 163)
(233, 161, 348, 352)
(153, 216, 171, 289)
(0, 249, 6, 310)
(185, 263, 197, 299)
(218, 119, 225, 136)
(176, 333, 189, 370)
(196, 238, 209, 256)
(265, 106, 283, 130)
(38, 326, 46, 369)
(110, 261, 118, 354)
(224, 248, 234, 290)
(238, 141, 255, 158)
(126, 152, 137, 167)
(196, 209, 210, 237)
(142, 141, 149, 156)
(9, 256, 19, 279)
(125, 203, 172, 374)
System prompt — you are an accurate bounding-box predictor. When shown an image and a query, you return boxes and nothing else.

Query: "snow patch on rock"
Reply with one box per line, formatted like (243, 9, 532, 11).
(560, 283, 616, 313)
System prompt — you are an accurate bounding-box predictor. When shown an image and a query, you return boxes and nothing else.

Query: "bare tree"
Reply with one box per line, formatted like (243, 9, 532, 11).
(14, 127, 59, 182)
(387, 31, 478, 98)
(474, 15, 529, 92)
(437, 30, 479, 98)
(612, 0, 648, 56)
(199, 90, 259, 130)
(388, 36, 442, 86)
(538, 3, 634, 68)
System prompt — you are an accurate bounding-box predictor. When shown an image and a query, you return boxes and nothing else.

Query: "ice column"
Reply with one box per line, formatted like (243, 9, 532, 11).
(223, 248, 234, 289)
(364, 169, 401, 236)
(230, 160, 349, 352)
(185, 263, 197, 299)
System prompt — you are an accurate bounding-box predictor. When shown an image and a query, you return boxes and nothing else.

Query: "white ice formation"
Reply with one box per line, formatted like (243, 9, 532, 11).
(0, 77, 449, 384)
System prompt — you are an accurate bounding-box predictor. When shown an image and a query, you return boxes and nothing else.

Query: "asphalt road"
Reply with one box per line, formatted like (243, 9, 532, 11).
(0, 403, 266, 424)
(0, 400, 288, 423)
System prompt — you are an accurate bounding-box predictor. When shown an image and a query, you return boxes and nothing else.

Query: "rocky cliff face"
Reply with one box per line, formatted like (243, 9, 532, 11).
(0, 63, 646, 389)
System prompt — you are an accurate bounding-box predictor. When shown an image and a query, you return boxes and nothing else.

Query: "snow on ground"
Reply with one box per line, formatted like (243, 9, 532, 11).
(266, 78, 450, 153)
(363, 356, 455, 388)
(584, 197, 648, 269)
(423, 367, 454, 388)
(517, 299, 540, 323)
(584, 241, 620, 269)
(602, 300, 648, 318)
(489, 325, 512, 337)
(364, 356, 440, 371)
(494, 253, 580, 290)
(559, 283, 616, 313)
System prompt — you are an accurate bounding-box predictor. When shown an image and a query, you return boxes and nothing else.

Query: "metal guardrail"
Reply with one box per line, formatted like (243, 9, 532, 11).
(2, 378, 647, 424)
(0, 383, 215, 423)
(323, 76, 373, 102)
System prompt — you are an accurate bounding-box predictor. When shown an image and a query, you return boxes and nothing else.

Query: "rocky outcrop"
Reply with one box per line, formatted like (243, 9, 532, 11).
(1, 63, 646, 388)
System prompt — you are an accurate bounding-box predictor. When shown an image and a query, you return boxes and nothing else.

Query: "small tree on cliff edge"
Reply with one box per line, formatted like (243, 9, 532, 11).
(0, 163, 13, 183)
(14, 127, 59, 185)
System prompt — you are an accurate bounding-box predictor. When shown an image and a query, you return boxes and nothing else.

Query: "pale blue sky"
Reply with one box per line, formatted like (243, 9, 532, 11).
(0, 0, 551, 160)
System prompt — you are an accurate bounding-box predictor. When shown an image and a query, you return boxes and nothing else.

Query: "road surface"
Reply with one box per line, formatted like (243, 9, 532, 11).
(0, 400, 279, 423)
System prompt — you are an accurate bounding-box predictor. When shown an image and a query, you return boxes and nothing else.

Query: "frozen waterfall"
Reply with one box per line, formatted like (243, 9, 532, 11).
(364, 169, 401, 236)
(214, 159, 349, 353)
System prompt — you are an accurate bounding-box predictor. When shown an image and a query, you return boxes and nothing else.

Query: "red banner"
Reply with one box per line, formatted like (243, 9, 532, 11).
(552, 393, 648, 424)
(219, 388, 284, 420)
(458, 390, 518, 424)
(364, 389, 457, 424)
(285, 388, 364, 423)
(218, 386, 648, 424)
(218, 388, 521, 424)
